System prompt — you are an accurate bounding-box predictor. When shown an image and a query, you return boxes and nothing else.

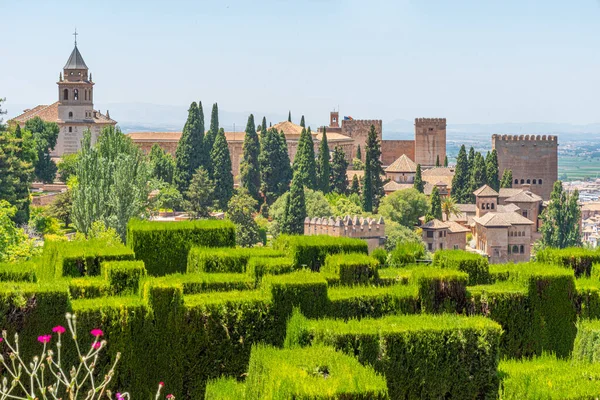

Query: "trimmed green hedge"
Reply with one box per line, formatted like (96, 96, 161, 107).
(246, 257, 295, 283)
(322, 253, 379, 286)
(370, 248, 387, 268)
(411, 267, 468, 313)
(204, 377, 246, 400)
(264, 270, 329, 320)
(245, 345, 389, 399)
(151, 272, 255, 294)
(101, 260, 146, 295)
(576, 278, 600, 319)
(327, 284, 419, 319)
(433, 249, 490, 284)
(0, 259, 38, 282)
(377, 267, 412, 286)
(187, 247, 284, 274)
(127, 219, 235, 276)
(286, 312, 501, 399)
(537, 247, 600, 277)
(68, 277, 111, 299)
(499, 355, 600, 399)
(573, 319, 600, 363)
(274, 235, 368, 271)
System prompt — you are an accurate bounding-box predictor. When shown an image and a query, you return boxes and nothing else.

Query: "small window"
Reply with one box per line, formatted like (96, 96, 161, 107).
(533, 179, 537, 184)
(512, 245, 519, 254)
(538, 179, 543, 185)
(68, 127, 72, 133)
(520, 179, 525, 184)
(453, 245, 459, 250)
(523, 210, 528, 218)
(428, 243, 433, 251)
(426, 231, 434, 238)
(520, 245, 525, 254)
(439, 231, 443, 238)
(68, 112, 73, 119)
(514, 179, 519, 184)
(439, 243, 443, 250)
(428, 127, 434, 131)
(63, 89, 69, 100)
(526, 179, 531, 184)
(491, 203, 495, 210)
(74, 89, 79, 100)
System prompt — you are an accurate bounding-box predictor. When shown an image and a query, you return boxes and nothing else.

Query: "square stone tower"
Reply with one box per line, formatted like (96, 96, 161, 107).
(414, 118, 446, 168)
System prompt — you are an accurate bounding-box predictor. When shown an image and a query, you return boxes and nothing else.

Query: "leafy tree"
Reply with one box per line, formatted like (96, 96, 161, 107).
(288, 111, 292, 123)
(74, 220, 122, 245)
(300, 115, 305, 128)
(501, 169, 513, 188)
(47, 190, 73, 228)
(430, 186, 443, 220)
(468, 152, 488, 202)
(355, 145, 362, 160)
(0, 200, 37, 262)
(441, 197, 460, 221)
(71, 127, 149, 240)
(436, 155, 440, 167)
(384, 220, 424, 252)
(414, 164, 424, 193)
(57, 153, 79, 182)
(352, 158, 364, 170)
(227, 189, 261, 247)
(240, 114, 261, 203)
(28, 206, 60, 235)
(24, 117, 59, 183)
(204, 102, 219, 175)
(270, 188, 331, 222)
(183, 167, 215, 219)
(486, 149, 500, 192)
(211, 128, 234, 210)
(350, 174, 360, 196)
(281, 172, 306, 234)
(175, 102, 204, 193)
(330, 146, 349, 194)
(379, 188, 429, 228)
(451, 145, 469, 203)
(540, 181, 581, 248)
(444, 155, 449, 167)
(0, 97, 5, 130)
(293, 127, 317, 189)
(150, 181, 183, 214)
(149, 144, 175, 183)
(326, 193, 362, 217)
(362, 125, 384, 211)
(317, 129, 331, 193)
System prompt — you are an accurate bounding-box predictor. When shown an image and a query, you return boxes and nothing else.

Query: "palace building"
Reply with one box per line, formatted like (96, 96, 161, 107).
(9, 35, 116, 156)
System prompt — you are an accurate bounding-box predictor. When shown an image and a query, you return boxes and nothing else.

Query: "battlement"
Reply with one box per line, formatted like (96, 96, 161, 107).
(415, 118, 447, 126)
(342, 119, 382, 127)
(304, 215, 385, 239)
(492, 134, 558, 143)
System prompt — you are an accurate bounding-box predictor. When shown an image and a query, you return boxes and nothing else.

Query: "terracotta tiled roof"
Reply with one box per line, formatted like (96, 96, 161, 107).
(421, 219, 448, 229)
(10, 102, 115, 125)
(128, 132, 182, 141)
(582, 202, 600, 211)
(271, 121, 305, 137)
(383, 181, 413, 192)
(456, 204, 477, 214)
(474, 211, 534, 227)
(422, 167, 454, 189)
(497, 203, 521, 213)
(446, 220, 470, 233)
(314, 131, 353, 142)
(498, 188, 524, 198)
(385, 154, 417, 173)
(473, 185, 499, 197)
(505, 190, 543, 203)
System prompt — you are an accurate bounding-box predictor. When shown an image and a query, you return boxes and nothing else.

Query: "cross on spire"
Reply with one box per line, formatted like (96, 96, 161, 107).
(73, 28, 78, 46)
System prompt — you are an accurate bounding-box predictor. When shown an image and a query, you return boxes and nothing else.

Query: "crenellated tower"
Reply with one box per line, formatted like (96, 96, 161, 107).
(414, 118, 446, 168)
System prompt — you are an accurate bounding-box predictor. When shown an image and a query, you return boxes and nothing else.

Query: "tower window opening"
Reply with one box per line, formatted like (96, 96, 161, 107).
(69, 127, 72, 133)
(74, 89, 79, 100)
(68, 112, 73, 119)
(539, 179, 543, 185)
(63, 89, 69, 100)
(526, 179, 531, 184)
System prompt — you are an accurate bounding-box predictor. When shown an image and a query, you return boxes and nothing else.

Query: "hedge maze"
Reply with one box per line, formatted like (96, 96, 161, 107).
(2, 220, 600, 398)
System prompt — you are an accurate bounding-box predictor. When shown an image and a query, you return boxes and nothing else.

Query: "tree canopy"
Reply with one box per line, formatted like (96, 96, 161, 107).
(184, 167, 215, 219)
(227, 189, 261, 247)
(379, 188, 429, 228)
(293, 127, 317, 189)
(175, 102, 204, 193)
(317, 129, 331, 193)
(362, 125, 384, 211)
(211, 128, 234, 210)
(540, 181, 581, 248)
(24, 117, 59, 183)
(240, 114, 261, 203)
(330, 146, 349, 194)
(149, 144, 175, 184)
(451, 145, 469, 203)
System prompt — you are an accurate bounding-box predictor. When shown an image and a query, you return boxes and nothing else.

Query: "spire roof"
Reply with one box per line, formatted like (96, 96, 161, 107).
(64, 45, 88, 70)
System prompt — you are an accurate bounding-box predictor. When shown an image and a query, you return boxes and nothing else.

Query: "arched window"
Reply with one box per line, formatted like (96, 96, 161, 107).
(520, 179, 525, 184)
(533, 179, 537, 184)
(539, 179, 543, 185)
(512, 245, 519, 254)
(63, 89, 69, 100)
(74, 89, 79, 100)
(520, 245, 524, 254)
(68, 112, 73, 119)
(491, 203, 495, 210)
(514, 179, 518, 184)
(526, 179, 531, 184)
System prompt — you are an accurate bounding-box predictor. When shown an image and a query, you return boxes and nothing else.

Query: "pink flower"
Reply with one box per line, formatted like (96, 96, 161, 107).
(159, 382, 164, 387)
(52, 326, 66, 334)
(166, 395, 175, 399)
(0, 338, 3, 343)
(37, 335, 51, 344)
(92, 341, 101, 350)
(90, 329, 103, 337)
(116, 393, 125, 400)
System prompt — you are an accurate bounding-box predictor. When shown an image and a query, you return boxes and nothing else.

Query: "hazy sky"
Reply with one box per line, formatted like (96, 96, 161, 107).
(2, 0, 600, 125)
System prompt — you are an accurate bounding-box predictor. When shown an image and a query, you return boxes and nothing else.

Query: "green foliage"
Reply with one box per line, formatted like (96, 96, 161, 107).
(0, 258, 38, 282)
(274, 234, 368, 271)
(265, 270, 328, 319)
(149, 143, 175, 184)
(326, 192, 362, 217)
(205, 102, 219, 175)
(127, 219, 235, 276)
(429, 185, 443, 220)
(227, 189, 261, 247)
(541, 181, 582, 248)
(468, 152, 487, 202)
(536, 247, 600, 277)
(414, 164, 424, 193)
(247, 257, 295, 283)
(350, 174, 360, 195)
(68, 276, 111, 299)
(101, 260, 147, 295)
(47, 190, 72, 227)
(388, 240, 426, 266)
(451, 145, 469, 203)
(576, 278, 600, 319)
(71, 126, 149, 240)
(28, 205, 60, 235)
(444, 155, 448, 167)
(352, 157, 364, 170)
(245, 345, 389, 400)
(285, 313, 501, 400)
(322, 253, 379, 285)
(498, 355, 600, 399)
(25, 116, 59, 183)
(300, 115, 305, 128)
(292, 127, 317, 189)
(379, 188, 429, 228)
(175, 101, 205, 193)
(370, 248, 387, 268)
(330, 146, 349, 194)
(259, 128, 290, 205)
(384, 220, 423, 252)
(281, 172, 306, 235)
(436, 154, 440, 167)
(316, 128, 331, 193)
(183, 167, 215, 218)
(240, 114, 262, 203)
(355, 144, 362, 160)
(433, 249, 490, 284)
(57, 153, 79, 182)
(210, 128, 234, 210)
(486, 149, 500, 191)
(205, 377, 246, 400)
(150, 181, 183, 213)
(326, 284, 419, 319)
(573, 319, 600, 363)
(0, 201, 38, 262)
(412, 267, 468, 313)
(500, 169, 513, 188)
(187, 247, 284, 274)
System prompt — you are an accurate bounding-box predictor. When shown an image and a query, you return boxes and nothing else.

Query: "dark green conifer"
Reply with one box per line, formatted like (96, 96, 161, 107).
(468, 147, 475, 171)
(283, 172, 306, 234)
(362, 149, 374, 212)
(436, 155, 440, 167)
(175, 102, 204, 193)
(317, 128, 331, 193)
(240, 114, 261, 204)
(300, 115, 305, 128)
(330, 146, 349, 194)
(260, 128, 287, 205)
(500, 169, 513, 188)
(350, 174, 360, 195)
(293, 127, 317, 189)
(414, 164, 424, 193)
(469, 152, 488, 202)
(486, 149, 500, 192)
(355, 145, 362, 160)
(278, 130, 293, 194)
(363, 125, 384, 210)
(444, 155, 448, 167)
(430, 186, 443, 220)
(211, 128, 234, 210)
(451, 145, 469, 203)
(288, 111, 292, 123)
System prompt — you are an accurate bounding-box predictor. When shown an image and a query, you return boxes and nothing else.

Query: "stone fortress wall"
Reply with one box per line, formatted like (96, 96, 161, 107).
(340, 119, 383, 162)
(492, 134, 558, 201)
(381, 140, 416, 166)
(414, 118, 447, 168)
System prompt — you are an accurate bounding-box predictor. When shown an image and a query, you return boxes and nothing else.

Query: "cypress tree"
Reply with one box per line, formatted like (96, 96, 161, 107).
(293, 127, 317, 189)
(288, 111, 292, 123)
(175, 102, 203, 193)
(261, 116, 267, 134)
(283, 172, 306, 234)
(467, 147, 475, 171)
(260, 128, 287, 205)
(206, 102, 219, 154)
(281, 192, 291, 234)
(430, 186, 443, 220)
(444, 155, 448, 167)
(436, 155, 440, 167)
(362, 149, 374, 212)
(317, 128, 331, 193)
(300, 115, 305, 128)
(355, 145, 362, 160)
(541, 181, 581, 248)
(149, 144, 175, 183)
(486, 149, 500, 192)
(350, 174, 360, 195)
(330, 146, 349, 194)
(414, 164, 424, 193)
(240, 114, 261, 203)
(278, 130, 293, 195)
(211, 128, 234, 210)
(451, 145, 469, 203)
(363, 125, 384, 210)
(469, 152, 488, 202)
(501, 169, 513, 188)
(196, 101, 207, 170)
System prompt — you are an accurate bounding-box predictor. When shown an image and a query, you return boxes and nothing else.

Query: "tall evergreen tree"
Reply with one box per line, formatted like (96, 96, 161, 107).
(500, 169, 513, 188)
(288, 111, 292, 123)
(282, 172, 306, 234)
(293, 127, 317, 189)
(414, 164, 424, 193)
(362, 149, 374, 212)
(261, 116, 267, 133)
(486, 149, 500, 191)
(430, 186, 443, 220)
(350, 174, 360, 195)
(183, 167, 215, 219)
(149, 143, 175, 183)
(444, 155, 449, 167)
(363, 125, 385, 210)
(204, 103, 219, 175)
(240, 114, 261, 203)
(317, 128, 331, 193)
(330, 146, 349, 194)
(211, 128, 234, 210)
(540, 181, 581, 248)
(355, 145, 362, 160)
(175, 102, 204, 193)
(260, 128, 289, 205)
(451, 145, 469, 203)
(468, 152, 488, 202)
(467, 147, 475, 171)
(436, 155, 440, 167)
(24, 117, 60, 183)
(300, 115, 305, 128)
(277, 130, 293, 195)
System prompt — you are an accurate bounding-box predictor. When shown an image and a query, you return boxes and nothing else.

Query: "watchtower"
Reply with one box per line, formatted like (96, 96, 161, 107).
(329, 111, 339, 128)
(414, 118, 446, 168)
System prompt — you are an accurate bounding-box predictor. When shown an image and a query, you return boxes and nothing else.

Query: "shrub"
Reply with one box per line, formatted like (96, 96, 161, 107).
(499, 355, 600, 399)
(126, 219, 235, 276)
(537, 247, 600, 277)
(370, 248, 387, 268)
(576, 278, 600, 319)
(411, 267, 468, 313)
(151, 272, 255, 294)
(187, 247, 284, 274)
(322, 253, 379, 286)
(387, 241, 425, 266)
(285, 312, 501, 399)
(0, 259, 38, 282)
(573, 318, 600, 363)
(68, 277, 111, 299)
(245, 345, 389, 399)
(274, 235, 368, 271)
(101, 260, 147, 295)
(377, 267, 412, 286)
(433, 249, 490, 284)
(205, 377, 246, 400)
(264, 270, 329, 320)
(246, 257, 295, 283)
(327, 284, 419, 319)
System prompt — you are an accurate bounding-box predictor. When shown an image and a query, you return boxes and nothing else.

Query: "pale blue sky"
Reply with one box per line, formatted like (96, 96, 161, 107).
(2, 0, 600, 125)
